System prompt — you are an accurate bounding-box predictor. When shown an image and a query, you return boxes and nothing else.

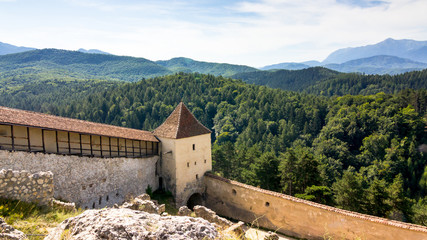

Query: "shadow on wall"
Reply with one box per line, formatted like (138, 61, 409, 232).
(187, 193, 203, 210)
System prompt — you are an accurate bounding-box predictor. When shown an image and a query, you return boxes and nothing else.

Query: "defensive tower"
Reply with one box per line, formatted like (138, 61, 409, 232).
(154, 102, 212, 207)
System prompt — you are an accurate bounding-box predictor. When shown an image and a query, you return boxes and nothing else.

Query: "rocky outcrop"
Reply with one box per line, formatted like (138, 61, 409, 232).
(45, 208, 218, 240)
(178, 206, 192, 216)
(121, 193, 166, 214)
(193, 205, 233, 228)
(224, 221, 246, 236)
(0, 217, 26, 240)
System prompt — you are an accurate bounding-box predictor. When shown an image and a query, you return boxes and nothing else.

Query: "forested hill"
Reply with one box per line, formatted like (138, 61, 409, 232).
(0, 49, 172, 82)
(0, 49, 259, 83)
(156, 57, 258, 77)
(0, 72, 426, 226)
(232, 67, 427, 96)
(3, 49, 427, 97)
(231, 67, 340, 92)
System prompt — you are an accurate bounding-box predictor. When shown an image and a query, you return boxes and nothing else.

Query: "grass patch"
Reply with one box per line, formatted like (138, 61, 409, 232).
(151, 190, 178, 215)
(0, 198, 81, 240)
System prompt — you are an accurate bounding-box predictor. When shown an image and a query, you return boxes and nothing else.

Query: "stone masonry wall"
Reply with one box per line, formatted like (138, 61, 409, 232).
(204, 173, 427, 240)
(0, 169, 53, 205)
(0, 150, 159, 209)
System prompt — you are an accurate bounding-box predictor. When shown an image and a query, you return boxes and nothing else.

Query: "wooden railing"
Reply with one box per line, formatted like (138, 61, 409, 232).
(0, 124, 159, 158)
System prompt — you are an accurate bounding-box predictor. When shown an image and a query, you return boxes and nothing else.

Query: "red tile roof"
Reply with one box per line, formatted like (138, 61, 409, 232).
(153, 102, 211, 139)
(0, 106, 158, 142)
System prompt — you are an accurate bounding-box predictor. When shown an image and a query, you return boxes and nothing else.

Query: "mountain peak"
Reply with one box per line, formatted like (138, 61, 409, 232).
(383, 37, 395, 42)
(323, 38, 427, 64)
(0, 41, 35, 55)
(77, 48, 111, 55)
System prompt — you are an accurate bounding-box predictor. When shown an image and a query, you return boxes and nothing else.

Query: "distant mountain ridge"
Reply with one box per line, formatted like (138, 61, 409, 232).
(0, 41, 111, 56)
(323, 38, 427, 64)
(262, 38, 427, 75)
(324, 55, 427, 75)
(261, 62, 311, 71)
(77, 48, 111, 55)
(0, 41, 35, 55)
(261, 60, 321, 71)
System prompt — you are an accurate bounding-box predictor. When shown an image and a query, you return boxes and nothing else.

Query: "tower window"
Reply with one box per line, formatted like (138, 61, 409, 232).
(204, 159, 206, 163)
(187, 162, 189, 167)
(194, 161, 197, 165)
(192, 144, 195, 150)
(196, 174, 199, 179)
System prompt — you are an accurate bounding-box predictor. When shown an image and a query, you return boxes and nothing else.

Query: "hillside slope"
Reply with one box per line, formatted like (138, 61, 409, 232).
(156, 57, 259, 77)
(232, 66, 427, 96)
(0, 49, 172, 82)
(231, 67, 340, 92)
(0, 49, 261, 82)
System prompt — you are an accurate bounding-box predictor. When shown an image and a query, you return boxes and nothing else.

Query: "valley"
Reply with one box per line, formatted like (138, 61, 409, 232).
(0, 40, 426, 228)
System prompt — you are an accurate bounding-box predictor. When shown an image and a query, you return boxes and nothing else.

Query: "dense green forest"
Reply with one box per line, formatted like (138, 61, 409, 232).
(232, 67, 427, 96)
(0, 72, 426, 226)
(0, 75, 121, 112)
(231, 67, 340, 91)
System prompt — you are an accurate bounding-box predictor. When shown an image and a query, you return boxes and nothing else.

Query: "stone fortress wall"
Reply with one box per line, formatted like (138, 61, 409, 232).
(0, 150, 159, 209)
(204, 173, 427, 240)
(0, 169, 53, 205)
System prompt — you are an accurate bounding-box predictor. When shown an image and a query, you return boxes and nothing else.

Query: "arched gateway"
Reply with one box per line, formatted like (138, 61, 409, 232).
(187, 193, 203, 210)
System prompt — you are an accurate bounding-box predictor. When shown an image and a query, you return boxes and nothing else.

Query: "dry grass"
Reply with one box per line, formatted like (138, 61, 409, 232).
(0, 198, 81, 240)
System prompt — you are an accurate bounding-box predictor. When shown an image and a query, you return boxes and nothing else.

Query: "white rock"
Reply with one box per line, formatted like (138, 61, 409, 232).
(45, 208, 218, 240)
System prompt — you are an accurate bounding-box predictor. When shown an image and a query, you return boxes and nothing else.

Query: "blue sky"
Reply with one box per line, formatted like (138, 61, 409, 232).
(1, 0, 426, 67)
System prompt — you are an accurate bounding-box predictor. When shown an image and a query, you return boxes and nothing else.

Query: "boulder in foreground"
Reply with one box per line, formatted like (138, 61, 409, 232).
(0, 217, 26, 240)
(45, 208, 218, 240)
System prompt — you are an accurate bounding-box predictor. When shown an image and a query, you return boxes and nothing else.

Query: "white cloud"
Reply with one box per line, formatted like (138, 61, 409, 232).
(336, 0, 390, 8)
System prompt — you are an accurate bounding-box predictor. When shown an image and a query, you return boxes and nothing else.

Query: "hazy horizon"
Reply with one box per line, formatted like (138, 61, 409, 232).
(1, 0, 426, 67)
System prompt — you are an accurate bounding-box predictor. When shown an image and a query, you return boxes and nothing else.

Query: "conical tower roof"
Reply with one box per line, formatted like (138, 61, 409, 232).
(153, 102, 211, 139)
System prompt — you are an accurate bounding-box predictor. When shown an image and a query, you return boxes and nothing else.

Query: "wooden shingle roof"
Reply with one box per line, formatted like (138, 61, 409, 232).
(0, 106, 158, 142)
(153, 102, 211, 139)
